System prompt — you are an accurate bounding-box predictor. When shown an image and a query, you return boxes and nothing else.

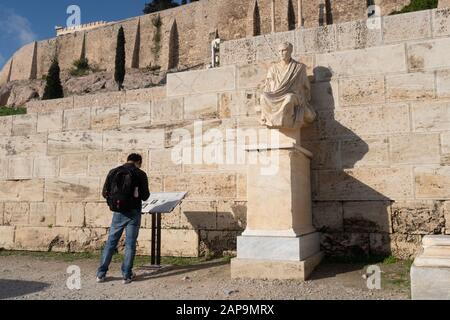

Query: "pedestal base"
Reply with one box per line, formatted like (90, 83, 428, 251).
(411, 235, 450, 300)
(231, 251, 323, 281)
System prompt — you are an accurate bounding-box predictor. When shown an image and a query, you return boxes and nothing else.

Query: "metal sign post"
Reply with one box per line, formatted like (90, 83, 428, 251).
(142, 192, 188, 269)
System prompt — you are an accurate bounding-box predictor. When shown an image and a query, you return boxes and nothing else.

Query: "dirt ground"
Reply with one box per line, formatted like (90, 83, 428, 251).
(0, 253, 411, 300)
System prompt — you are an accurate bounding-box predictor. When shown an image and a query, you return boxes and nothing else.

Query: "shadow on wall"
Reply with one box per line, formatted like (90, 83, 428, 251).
(0, 279, 50, 299)
(183, 203, 247, 257)
(303, 66, 393, 259)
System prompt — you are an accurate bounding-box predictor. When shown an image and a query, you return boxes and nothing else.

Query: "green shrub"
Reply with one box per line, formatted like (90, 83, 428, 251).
(0, 106, 27, 117)
(390, 0, 438, 15)
(70, 57, 91, 77)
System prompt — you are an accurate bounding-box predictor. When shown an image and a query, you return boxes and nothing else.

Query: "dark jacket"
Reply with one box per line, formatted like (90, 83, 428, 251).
(102, 163, 150, 211)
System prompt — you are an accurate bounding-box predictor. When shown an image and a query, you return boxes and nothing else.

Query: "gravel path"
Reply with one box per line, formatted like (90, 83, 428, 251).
(0, 255, 409, 300)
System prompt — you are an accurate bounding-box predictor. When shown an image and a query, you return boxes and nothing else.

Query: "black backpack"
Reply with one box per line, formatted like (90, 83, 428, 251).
(107, 166, 139, 212)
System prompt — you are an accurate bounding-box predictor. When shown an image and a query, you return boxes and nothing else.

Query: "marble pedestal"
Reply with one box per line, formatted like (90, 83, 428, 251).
(231, 130, 322, 280)
(411, 235, 450, 300)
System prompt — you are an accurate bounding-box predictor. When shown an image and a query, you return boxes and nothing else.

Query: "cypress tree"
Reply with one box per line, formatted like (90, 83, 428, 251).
(115, 26, 126, 91)
(42, 58, 64, 100)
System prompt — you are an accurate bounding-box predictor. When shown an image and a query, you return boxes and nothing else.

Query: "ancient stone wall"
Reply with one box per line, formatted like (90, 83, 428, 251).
(0, 0, 412, 87)
(2, 7, 449, 260)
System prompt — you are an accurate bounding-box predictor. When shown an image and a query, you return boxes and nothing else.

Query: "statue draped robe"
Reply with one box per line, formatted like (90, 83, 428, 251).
(260, 59, 316, 129)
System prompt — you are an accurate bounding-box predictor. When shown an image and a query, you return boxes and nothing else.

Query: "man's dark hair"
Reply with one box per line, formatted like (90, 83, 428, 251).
(127, 153, 143, 163)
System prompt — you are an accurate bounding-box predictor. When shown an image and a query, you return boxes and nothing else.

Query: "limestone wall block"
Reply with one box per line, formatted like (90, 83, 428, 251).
(68, 227, 108, 252)
(103, 129, 164, 152)
(216, 200, 247, 231)
(0, 116, 13, 136)
(63, 107, 91, 131)
(412, 100, 450, 132)
(386, 73, 435, 102)
(120, 103, 151, 127)
(4, 202, 30, 226)
(48, 131, 103, 155)
(436, 70, 450, 98)
(296, 25, 336, 54)
(432, 7, 450, 37)
(14, 226, 69, 252)
(151, 98, 184, 123)
(59, 154, 88, 177)
(161, 229, 199, 257)
(45, 178, 100, 202)
(312, 201, 344, 232)
(73, 92, 125, 109)
(55, 202, 85, 227)
(167, 66, 236, 97)
(415, 166, 450, 199)
(0, 226, 15, 249)
(30, 202, 56, 227)
(33, 156, 59, 178)
(125, 87, 166, 104)
(383, 10, 431, 44)
(184, 93, 218, 120)
(149, 148, 182, 175)
(407, 38, 450, 71)
(91, 106, 120, 130)
(37, 111, 63, 133)
(179, 200, 218, 230)
(88, 152, 119, 177)
(9, 43, 35, 82)
(392, 201, 445, 234)
(12, 114, 37, 136)
(343, 201, 392, 233)
(390, 134, 441, 165)
(220, 38, 257, 66)
(0, 180, 44, 202)
(339, 75, 385, 106)
(85, 202, 111, 228)
(26, 97, 74, 114)
(237, 63, 271, 90)
(336, 19, 382, 51)
(7, 157, 33, 180)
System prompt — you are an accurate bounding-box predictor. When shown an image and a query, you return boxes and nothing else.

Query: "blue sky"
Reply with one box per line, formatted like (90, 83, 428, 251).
(0, 0, 184, 69)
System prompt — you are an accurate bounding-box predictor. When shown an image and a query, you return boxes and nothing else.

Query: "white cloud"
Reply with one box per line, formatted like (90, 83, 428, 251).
(0, 6, 37, 45)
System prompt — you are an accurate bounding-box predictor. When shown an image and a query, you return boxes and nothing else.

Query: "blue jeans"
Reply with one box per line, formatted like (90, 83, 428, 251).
(97, 209, 142, 279)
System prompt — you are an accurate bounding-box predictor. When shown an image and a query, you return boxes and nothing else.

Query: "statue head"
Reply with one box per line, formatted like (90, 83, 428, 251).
(278, 42, 293, 63)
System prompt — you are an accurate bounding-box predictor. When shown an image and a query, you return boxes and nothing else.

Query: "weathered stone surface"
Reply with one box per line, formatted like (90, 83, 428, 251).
(91, 106, 120, 129)
(386, 73, 435, 101)
(0, 202, 4, 224)
(390, 233, 422, 259)
(296, 25, 336, 53)
(85, 202, 111, 228)
(164, 174, 236, 200)
(149, 149, 181, 174)
(343, 201, 392, 233)
(336, 19, 382, 50)
(339, 76, 385, 106)
(103, 129, 164, 151)
(88, 152, 119, 177)
(315, 44, 406, 77)
(151, 98, 183, 123)
(7, 157, 33, 180)
(407, 38, 450, 71)
(55, 202, 85, 227)
(26, 97, 74, 114)
(184, 93, 218, 120)
(321, 232, 370, 257)
(73, 92, 125, 108)
(390, 134, 441, 164)
(167, 66, 236, 97)
(237, 63, 271, 90)
(37, 111, 63, 133)
(392, 201, 445, 235)
(30, 202, 56, 227)
(341, 137, 389, 168)
(45, 178, 100, 202)
(445, 202, 450, 234)
(302, 140, 340, 170)
(383, 10, 431, 43)
(63, 107, 91, 131)
(216, 201, 247, 231)
(316, 167, 413, 201)
(0, 180, 44, 202)
(60, 154, 88, 177)
(436, 70, 450, 98)
(255, 31, 296, 62)
(48, 131, 103, 155)
(415, 166, 450, 199)
(0, 226, 15, 249)
(310, 80, 339, 111)
(0, 159, 7, 180)
(432, 7, 450, 37)
(219, 91, 258, 118)
(12, 114, 37, 136)
(312, 201, 344, 232)
(236, 173, 247, 199)
(161, 229, 199, 257)
(120, 103, 151, 126)
(318, 104, 410, 139)
(0, 116, 13, 136)
(220, 38, 256, 66)
(14, 227, 69, 252)
(68, 228, 108, 252)
(33, 156, 59, 178)
(200, 230, 240, 256)
(0, 134, 47, 157)
(179, 200, 217, 230)
(412, 101, 450, 132)
(4, 202, 29, 226)
(125, 87, 166, 104)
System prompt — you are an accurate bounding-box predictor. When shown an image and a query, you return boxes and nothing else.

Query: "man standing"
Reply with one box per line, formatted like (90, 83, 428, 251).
(97, 153, 150, 284)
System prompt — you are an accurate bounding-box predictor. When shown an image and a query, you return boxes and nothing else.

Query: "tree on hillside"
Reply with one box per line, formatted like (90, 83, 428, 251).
(42, 58, 64, 100)
(115, 26, 126, 91)
(143, 0, 179, 14)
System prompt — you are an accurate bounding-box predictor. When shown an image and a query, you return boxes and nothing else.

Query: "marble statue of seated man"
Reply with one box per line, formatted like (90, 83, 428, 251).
(260, 42, 316, 129)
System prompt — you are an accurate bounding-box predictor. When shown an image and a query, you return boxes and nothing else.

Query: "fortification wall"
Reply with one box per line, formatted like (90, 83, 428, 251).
(2, 8, 449, 259)
(0, 0, 412, 87)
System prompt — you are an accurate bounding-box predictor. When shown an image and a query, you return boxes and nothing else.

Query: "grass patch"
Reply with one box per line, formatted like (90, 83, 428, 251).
(382, 255, 398, 265)
(390, 0, 438, 15)
(0, 250, 224, 267)
(0, 106, 27, 117)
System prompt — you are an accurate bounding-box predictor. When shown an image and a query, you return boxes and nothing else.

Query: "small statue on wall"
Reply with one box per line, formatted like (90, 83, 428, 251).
(260, 42, 316, 129)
